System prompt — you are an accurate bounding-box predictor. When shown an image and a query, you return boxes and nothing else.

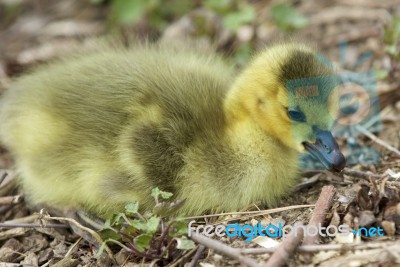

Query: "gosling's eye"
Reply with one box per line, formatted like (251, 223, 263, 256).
(287, 109, 306, 122)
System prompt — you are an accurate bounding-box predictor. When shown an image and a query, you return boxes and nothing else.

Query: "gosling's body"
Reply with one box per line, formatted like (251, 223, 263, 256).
(0, 43, 340, 216)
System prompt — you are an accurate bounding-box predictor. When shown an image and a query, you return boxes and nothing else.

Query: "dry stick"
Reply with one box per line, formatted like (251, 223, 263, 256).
(0, 176, 17, 197)
(321, 26, 381, 48)
(335, 0, 396, 8)
(215, 204, 316, 225)
(0, 172, 8, 185)
(0, 223, 69, 228)
(0, 195, 22, 206)
(149, 259, 160, 267)
(184, 204, 315, 220)
(190, 232, 263, 267)
(40, 214, 116, 264)
(189, 245, 205, 267)
(342, 167, 383, 180)
(242, 239, 400, 254)
(64, 237, 83, 258)
(168, 247, 198, 267)
(385, 246, 400, 262)
(0, 263, 21, 267)
(309, 7, 390, 25)
(356, 125, 400, 157)
(294, 173, 323, 192)
(5, 214, 38, 224)
(303, 185, 336, 245)
(265, 221, 305, 267)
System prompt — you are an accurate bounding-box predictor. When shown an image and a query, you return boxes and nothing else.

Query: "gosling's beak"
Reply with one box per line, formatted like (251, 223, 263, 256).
(303, 130, 346, 171)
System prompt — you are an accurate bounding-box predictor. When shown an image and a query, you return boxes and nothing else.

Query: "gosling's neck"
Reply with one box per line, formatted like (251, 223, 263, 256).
(223, 64, 281, 139)
(222, 63, 300, 152)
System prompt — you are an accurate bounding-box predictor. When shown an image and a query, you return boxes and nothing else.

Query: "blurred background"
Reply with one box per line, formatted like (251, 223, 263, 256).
(0, 0, 399, 70)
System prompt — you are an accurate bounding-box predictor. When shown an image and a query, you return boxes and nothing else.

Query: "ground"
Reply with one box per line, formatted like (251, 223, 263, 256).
(0, 0, 400, 266)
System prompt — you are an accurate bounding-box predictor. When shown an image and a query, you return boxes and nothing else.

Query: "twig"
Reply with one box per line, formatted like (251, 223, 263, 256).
(76, 210, 105, 231)
(0, 173, 17, 197)
(0, 223, 69, 229)
(189, 245, 205, 267)
(385, 246, 400, 262)
(0, 195, 22, 206)
(294, 173, 323, 192)
(265, 221, 304, 267)
(189, 232, 263, 267)
(356, 125, 400, 157)
(167, 247, 197, 267)
(335, 0, 398, 8)
(321, 26, 381, 48)
(64, 237, 83, 258)
(0, 263, 22, 267)
(309, 7, 390, 25)
(242, 240, 400, 254)
(158, 240, 175, 259)
(216, 205, 316, 225)
(157, 220, 174, 254)
(5, 214, 38, 224)
(106, 239, 137, 255)
(303, 186, 336, 245)
(39, 211, 116, 264)
(301, 170, 322, 177)
(149, 259, 160, 267)
(0, 172, 8, 185)
(318, 244, 400, 266)
(341, 167, 383, 180)
(183, 204, 315, 220)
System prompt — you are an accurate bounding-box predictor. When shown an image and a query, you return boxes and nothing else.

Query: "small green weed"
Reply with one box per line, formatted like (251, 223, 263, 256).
(96, 187, 194, 261)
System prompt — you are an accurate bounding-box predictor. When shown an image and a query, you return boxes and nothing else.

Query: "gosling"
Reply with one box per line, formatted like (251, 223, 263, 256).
(0, 43, 345, 217)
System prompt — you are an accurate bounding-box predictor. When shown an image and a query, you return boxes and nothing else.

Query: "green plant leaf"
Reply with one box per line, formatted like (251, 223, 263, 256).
(98, 229, 121, 241)
(125, 202, 139, 215)
(90, 0, 105, 4)
(153, 199, 185, 216)
(175, 237, 196, 250)
(130, 219, 147, 231)
(161, 191, 173, 199)
(146, 216, 160, 234)
(204, 0, 233, 14)
(384, 16, 400, 44)
(151, 187, 173, 200)
(151, 187, 161, 199)
(103, 218, 111, 229)
(223, 4, 255, 31)
(119, 224, 136, 235)
(384, 16, 400, 55)
(271, 3, 308, 31)
(169, 219, 188, 237)
(111, 213, 125, 226)
(94, 241, 107, 258)
(234, 43, 252, 67)
(373, 68, 389, 81)
(112, 0, 148, 25)
(134, 234, 153, 252)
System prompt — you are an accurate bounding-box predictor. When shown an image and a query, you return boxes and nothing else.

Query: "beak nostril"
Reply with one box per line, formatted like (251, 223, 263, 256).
(324, 144, 331, 153)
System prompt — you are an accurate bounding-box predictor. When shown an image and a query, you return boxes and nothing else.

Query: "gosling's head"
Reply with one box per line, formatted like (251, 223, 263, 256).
(226, 43, 346, 171)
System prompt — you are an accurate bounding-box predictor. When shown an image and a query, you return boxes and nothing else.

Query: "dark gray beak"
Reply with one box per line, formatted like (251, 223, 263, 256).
(303, 130, 346, 171)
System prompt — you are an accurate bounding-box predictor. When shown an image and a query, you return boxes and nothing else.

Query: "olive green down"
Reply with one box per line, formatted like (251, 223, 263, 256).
(0, 43, 337, 216)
